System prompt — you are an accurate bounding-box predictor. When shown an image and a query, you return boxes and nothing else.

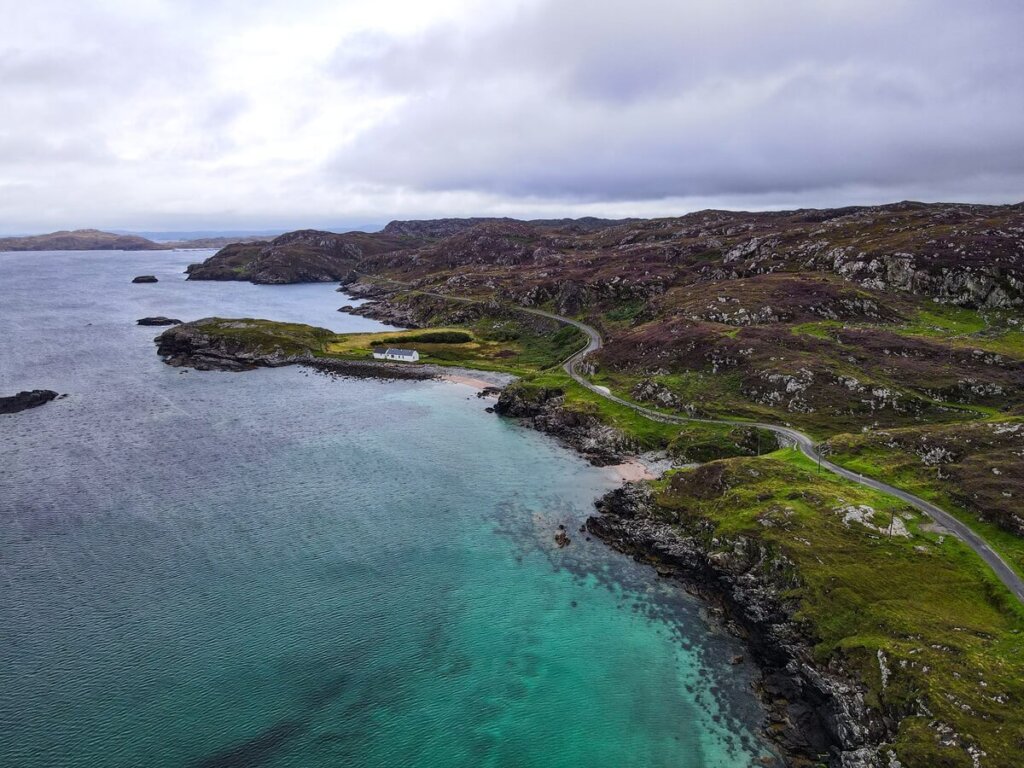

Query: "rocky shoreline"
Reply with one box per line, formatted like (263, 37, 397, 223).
(493, 381, 633, 465)
(492, 375, 886, 765)
(586, 484, 894, 768)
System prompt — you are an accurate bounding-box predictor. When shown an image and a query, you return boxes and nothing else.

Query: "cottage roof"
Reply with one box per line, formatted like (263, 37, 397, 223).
(385, 348, 416, 357)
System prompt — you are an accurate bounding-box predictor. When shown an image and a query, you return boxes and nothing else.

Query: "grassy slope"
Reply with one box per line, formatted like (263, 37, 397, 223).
(650, 450, 1024, 767)
(509, 370, 775, 458)
(824, 419, 1024, 577)
(589, 296, 1022, 436)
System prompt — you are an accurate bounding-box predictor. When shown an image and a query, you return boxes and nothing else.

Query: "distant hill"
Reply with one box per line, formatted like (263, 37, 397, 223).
(0, 229, 165, 251)
(186, 217, 638, 283)
(0, 229, 275, 252)
(113, 229, 286, 241)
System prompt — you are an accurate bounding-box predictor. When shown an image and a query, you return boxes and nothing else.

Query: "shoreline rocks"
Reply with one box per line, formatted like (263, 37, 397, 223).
(1, 389, 59, 414)
(587, 483, 891, 768)
(493, 382, 634, 465)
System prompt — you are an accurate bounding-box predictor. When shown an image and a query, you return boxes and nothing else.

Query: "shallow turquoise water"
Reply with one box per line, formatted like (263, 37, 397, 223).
(0, 251, 777, 767)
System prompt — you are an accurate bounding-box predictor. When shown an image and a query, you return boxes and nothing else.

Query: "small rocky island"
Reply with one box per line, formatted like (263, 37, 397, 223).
(137, 316, 181, 326)
(0, 390, 59, 414)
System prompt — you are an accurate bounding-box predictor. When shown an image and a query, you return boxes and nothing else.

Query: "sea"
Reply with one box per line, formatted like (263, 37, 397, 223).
(0, 250, 778, 767)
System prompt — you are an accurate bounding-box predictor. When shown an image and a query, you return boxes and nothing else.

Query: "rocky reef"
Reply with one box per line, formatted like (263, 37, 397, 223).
(1, 389, 59, 414)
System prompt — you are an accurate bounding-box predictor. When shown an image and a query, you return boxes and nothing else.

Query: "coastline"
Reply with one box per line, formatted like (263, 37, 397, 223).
(151, 323, 834, 765)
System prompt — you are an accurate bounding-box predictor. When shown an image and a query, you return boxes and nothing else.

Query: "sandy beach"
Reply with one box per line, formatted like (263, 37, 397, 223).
(603, 459, 658, 483)
(440, 372, 503, 390)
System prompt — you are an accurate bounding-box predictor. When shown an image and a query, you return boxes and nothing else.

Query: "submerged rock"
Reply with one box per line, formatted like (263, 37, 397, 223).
(0, 389, 58, 414)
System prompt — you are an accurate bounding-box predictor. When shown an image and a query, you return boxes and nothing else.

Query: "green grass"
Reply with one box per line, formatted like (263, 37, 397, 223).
(188, 316, 585, 378)
(603, 300, 646, 323)
(197, 318, 336, 355)
(512, 370, 777, 459)
(789, 306, 1024, 359)
(897, 306, 1024, 358)
(825, 424, 1024, 579)
(648, 451, 1024, 766)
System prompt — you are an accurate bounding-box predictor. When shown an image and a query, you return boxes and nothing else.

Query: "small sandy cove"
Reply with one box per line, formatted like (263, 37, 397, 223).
(604, 459, 658, 482)
(441, 373, 501, 389)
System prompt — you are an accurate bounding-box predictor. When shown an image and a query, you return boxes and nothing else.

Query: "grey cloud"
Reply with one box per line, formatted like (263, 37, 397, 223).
(328, 0, 1024, 203)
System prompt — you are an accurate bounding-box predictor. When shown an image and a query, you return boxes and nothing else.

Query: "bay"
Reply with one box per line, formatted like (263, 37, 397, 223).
(0, 250, 776, 767)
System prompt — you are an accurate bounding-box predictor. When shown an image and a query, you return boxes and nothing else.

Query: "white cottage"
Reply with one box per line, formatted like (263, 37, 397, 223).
(372, 348, 420, 362)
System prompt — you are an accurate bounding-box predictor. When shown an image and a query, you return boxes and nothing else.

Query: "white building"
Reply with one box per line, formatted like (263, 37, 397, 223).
(372, 348, 420, 362)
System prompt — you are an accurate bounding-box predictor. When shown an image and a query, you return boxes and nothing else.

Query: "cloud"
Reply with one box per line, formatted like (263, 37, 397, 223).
(327, 0, 1024, 203)
(0, 0, 1022, 232)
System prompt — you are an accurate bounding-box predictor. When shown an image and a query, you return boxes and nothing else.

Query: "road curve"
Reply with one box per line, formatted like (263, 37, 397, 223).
(362, 280, 1024, 603)
(519, 305, 1024, 605)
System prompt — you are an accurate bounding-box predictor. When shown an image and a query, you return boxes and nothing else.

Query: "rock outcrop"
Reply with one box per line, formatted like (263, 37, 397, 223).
(132, 275, 158, 283)
(0, 229, 164, 251)
(0, 389, 59, 414)
(185, 229, 423, 284)
(588, 483, 892, 768)
(494, 383, 633, 465)
(137, 316, 181, 326)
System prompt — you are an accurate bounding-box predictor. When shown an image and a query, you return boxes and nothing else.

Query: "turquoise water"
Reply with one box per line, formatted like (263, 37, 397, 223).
(1, 251, 777, 767)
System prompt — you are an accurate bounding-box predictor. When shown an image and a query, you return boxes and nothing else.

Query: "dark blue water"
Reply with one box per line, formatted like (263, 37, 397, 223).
(1, 250, 776, 767)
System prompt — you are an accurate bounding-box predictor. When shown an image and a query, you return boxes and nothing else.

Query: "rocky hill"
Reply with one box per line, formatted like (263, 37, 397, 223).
(0, 229, 276, 252)
(185, 202, 1024, 436)
(0, 229, 165, 251)
(186, 217, 639, 283)
(355, 202, 1024, 310)
(184, 229, 425, 283)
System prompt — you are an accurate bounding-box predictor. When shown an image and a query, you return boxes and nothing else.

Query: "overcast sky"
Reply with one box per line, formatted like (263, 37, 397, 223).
(2, 0, 1022, 233)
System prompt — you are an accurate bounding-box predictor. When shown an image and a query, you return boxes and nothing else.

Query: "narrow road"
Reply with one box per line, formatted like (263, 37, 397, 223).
(527, 306, 1024, 604)
(362, 278, 1024, 603)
